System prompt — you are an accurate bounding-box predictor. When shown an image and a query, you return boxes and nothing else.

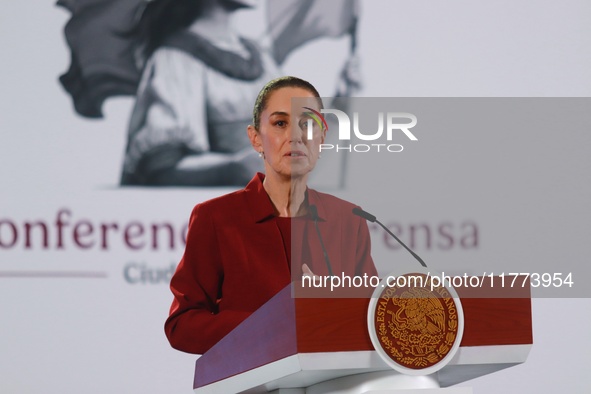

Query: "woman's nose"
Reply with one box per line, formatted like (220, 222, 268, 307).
(290, 121, 307, 143)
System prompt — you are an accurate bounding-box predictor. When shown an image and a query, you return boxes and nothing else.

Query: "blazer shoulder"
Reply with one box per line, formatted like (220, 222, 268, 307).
(190, 188, 248, 217)
(308, 189, 364, 223)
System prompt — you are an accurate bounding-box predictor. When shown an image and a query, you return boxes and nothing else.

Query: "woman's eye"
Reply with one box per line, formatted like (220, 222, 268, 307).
(275, 120, 287, 127)
(300, 118, 317, 132)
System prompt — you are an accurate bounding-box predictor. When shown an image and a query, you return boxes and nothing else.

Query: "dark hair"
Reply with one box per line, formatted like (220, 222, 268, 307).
(252, 76, 323, 131)
(132, 0, 205, 59)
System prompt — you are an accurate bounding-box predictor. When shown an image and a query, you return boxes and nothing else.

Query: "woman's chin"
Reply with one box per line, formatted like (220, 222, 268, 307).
(287, 164, 315, 179)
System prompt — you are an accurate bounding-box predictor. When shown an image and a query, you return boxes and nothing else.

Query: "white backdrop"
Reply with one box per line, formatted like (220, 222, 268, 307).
(1, 1, 590, 393)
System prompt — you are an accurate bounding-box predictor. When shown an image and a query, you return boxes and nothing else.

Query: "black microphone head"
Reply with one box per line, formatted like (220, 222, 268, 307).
(309, 204, 319, 220)
(352, 207, 376, 223)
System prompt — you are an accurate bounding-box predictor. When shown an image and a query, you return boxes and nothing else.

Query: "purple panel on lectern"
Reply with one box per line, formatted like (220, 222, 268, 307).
(194, 285, 297, 389)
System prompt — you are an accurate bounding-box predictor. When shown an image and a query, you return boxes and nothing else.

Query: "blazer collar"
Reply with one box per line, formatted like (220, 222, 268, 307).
(244, 173, 327, 222)
(306, 188, 327, 221)
(244, 173, 276, 223)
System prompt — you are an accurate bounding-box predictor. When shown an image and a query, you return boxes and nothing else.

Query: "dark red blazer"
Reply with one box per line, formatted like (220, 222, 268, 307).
(165, 173, 377, 354)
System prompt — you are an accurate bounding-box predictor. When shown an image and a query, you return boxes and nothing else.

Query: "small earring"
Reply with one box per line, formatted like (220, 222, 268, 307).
(258, 151, 265, 158)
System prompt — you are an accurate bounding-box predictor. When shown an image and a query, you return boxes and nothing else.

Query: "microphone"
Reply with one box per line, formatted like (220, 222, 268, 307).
(309, 205, 334, 276)
(352, 207, 427, 268)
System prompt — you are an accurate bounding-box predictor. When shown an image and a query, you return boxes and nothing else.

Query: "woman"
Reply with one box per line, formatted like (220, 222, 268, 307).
(164, 76, 377, 354)
(121, 0, 279, 186)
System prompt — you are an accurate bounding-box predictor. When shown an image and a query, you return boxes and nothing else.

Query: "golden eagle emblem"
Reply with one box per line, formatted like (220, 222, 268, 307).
(372, 273, 460, 369)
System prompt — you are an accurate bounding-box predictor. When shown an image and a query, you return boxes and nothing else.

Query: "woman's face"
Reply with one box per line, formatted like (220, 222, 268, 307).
(249, 87, 326, 181)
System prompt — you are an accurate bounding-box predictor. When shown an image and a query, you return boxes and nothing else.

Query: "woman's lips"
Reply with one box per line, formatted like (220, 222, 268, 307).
(285, 151, 306, 157)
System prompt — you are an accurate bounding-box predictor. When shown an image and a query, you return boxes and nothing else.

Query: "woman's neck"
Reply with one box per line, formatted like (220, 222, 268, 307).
(263, 174, 309, 218)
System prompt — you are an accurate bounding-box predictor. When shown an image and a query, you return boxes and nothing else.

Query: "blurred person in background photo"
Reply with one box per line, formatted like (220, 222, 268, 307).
(120, 0, 279, 186)
(59, 0, 360, 187)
